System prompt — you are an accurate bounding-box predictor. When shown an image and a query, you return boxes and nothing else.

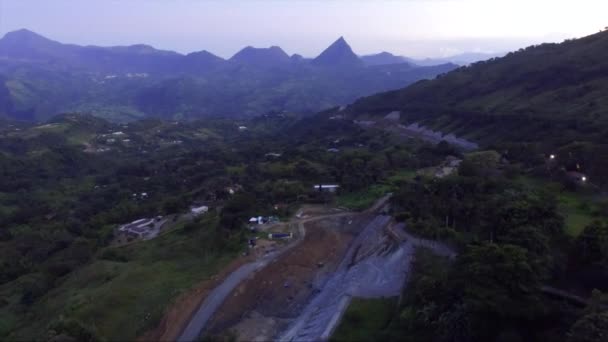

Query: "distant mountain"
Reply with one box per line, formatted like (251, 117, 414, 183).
(0, 29, 457, 122)
(0, 29, 186, 74)
(361, 52, 409, 66)
(404, 52, 504, 66)
(347, 29, 608, 187)
(229, 46, 291, 67)
(361, 51, 503, 67)
(312, 37, 363, 68)
(182, 50, 225, 73)
(0, 29, 77, 63)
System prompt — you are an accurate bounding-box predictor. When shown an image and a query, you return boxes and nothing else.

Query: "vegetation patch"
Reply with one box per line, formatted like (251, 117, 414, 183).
(330, 297, 398, 342)
(2, 216, 242, 341)
(336, 184, 392, 211)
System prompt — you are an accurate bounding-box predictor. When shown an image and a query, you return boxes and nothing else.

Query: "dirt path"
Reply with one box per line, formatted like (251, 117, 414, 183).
(175, 209, 363, 341)
(207, 217, 360, 341)
(278, 215, 392, 341)
(278, 221, 456, 342)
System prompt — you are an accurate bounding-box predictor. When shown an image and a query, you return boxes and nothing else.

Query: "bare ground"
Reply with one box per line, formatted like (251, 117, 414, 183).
(206, 214, 370, 341)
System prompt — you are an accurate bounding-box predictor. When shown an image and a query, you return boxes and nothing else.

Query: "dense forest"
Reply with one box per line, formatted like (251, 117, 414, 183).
(0, 112, 459, 340)
(1, 110, 607, 340)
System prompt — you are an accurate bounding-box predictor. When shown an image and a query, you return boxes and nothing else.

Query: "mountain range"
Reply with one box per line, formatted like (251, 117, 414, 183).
(0, 29, 462, 122)
(361, 51, 504, 67)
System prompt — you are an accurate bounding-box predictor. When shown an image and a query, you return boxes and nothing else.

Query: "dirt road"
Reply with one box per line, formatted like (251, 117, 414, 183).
(177, 208, 360, 341)
(177, 219, 309, 342)
(278, 221, 456, 341)
(278, 215, 393, 342)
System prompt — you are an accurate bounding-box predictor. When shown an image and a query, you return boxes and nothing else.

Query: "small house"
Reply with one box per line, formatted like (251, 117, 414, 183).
(313, 184, 340, 193)
(191, 205, 209, 216)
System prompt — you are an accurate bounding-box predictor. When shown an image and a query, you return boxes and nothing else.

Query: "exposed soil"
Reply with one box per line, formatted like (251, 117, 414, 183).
(205, 214, 368, 340)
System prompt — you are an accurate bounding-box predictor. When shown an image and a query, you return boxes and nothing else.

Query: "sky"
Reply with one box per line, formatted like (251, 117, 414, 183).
(0, 0, 607, 58)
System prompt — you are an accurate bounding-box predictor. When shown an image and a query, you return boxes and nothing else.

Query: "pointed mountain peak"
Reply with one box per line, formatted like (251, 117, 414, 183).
(312, 36, 362, 68)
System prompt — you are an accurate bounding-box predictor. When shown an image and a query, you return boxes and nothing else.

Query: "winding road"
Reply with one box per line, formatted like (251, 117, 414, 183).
(176, 208, 358, 341)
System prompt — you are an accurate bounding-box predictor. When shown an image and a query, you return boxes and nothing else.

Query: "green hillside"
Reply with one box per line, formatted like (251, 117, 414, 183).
(348, 30, 608, 187)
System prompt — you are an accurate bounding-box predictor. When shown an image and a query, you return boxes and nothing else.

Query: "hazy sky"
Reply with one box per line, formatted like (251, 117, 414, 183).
(1, 0, 606, 58)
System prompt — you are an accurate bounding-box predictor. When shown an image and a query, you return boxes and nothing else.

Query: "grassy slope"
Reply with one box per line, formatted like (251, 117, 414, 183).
(514, 176, 602, 236)
(1, 217, 241, 341)
(330, 298, 398, 342)
(335, 170, 416, 211)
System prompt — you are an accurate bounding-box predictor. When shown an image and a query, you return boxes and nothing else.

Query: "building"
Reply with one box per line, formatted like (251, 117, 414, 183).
(265, 152, 282, 158)
(119, 218, 155, 238)
(313, 184, 340, 193)
(191, 205, 209, 216)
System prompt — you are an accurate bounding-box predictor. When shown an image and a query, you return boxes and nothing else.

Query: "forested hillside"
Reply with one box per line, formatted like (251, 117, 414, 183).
(348, 29, 608, 187)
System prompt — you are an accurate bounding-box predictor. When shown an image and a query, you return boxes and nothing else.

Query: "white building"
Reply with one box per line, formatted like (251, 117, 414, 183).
(119, 218, 155, 238)
(191, 205, 209, 216)
(313, 184, 340, 193)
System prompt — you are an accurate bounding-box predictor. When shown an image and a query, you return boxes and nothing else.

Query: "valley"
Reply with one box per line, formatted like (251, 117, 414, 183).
(1, 7, 608, 341)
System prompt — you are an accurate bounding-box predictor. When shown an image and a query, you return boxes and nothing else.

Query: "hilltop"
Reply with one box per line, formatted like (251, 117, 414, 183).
(312, 37, 363, 68)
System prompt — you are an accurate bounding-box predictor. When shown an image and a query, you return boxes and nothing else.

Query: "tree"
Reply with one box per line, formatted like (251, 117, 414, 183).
(448, 243, 543, 340)
(577, 221, 608, 264)
(568, 312, 608, 342)
(219, 193, 257, 230)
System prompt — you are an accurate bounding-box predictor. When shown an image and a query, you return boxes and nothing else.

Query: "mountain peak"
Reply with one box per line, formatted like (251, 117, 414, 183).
(230, 45, 291, 67)
(360, 52, 410, 66)
(312, 37, 362, 67)
(0, 28, 65, 60)
(1, 29, 54, 44)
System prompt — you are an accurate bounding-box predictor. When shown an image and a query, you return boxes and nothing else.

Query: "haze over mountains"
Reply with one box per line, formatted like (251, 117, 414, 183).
(361, 51, 504, 67)
(0, 29, 487, 122)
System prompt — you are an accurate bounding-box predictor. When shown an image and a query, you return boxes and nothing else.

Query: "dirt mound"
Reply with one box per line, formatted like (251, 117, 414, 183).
(206, 215, 364, 339)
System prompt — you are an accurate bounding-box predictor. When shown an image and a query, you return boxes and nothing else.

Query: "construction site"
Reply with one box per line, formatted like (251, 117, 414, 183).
(167, 196, 454, 342)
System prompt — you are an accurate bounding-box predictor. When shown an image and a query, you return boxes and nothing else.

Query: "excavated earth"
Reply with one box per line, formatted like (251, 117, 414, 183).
(205, 214, 373, 341)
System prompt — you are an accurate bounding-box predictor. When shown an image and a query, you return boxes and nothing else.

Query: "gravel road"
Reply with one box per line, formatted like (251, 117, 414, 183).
(278, 220, 455, 342)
